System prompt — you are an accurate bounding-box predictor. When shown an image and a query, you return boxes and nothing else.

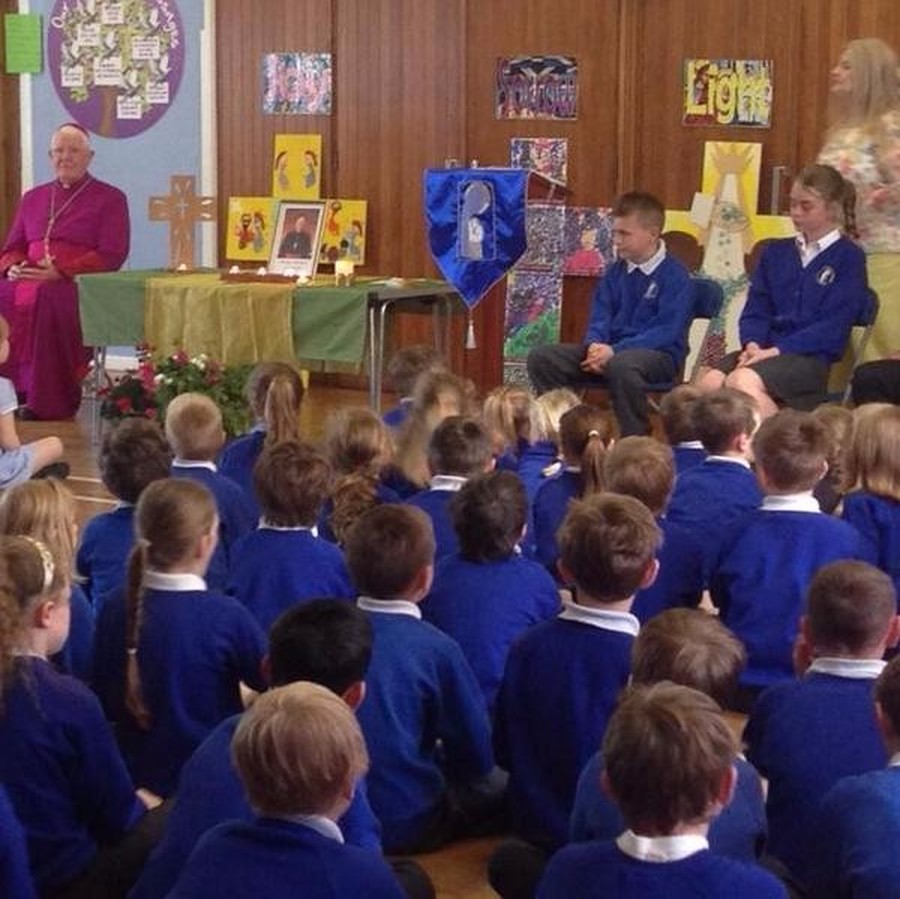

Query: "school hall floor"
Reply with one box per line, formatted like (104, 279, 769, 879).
(26, 383, 747, 899)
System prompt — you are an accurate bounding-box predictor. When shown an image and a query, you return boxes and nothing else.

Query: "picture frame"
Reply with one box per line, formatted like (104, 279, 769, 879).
(268, 200, 326, 277)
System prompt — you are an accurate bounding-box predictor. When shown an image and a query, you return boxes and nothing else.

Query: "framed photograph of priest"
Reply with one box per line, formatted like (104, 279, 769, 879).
(269, 200, 326, 277)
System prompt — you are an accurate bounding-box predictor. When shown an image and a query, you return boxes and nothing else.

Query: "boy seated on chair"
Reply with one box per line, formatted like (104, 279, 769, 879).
(527, 191, 694, 436)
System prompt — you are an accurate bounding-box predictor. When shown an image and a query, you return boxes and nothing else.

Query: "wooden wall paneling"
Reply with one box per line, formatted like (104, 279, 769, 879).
(626, 0, 803, 216)
(462, 0, 622, 390)
(0, 0, 21, 236)
(215, 1, 335, 262)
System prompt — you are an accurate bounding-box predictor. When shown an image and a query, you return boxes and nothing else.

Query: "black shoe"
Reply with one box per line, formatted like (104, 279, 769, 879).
(15, 406, 37, 421)
(32, 462, 70, 480)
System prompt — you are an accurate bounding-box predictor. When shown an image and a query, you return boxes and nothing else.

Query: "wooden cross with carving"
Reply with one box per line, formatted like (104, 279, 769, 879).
(149, 175, 216, 269)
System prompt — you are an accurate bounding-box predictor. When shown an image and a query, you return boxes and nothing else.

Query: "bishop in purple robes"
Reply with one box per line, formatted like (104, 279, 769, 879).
(0, 123, 129, 420)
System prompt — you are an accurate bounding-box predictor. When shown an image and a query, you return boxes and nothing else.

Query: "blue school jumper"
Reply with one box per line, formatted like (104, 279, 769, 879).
(217, 427, 266, 519)
(318, 481, 401, 544)
(631, 516, 704, 622)
(406, 475, 467, 559)
(171, 461, 257, 592)
(711, 494, 863, 687)
(585, 255, 694, 367)
(740, 235, 867, 363)
(494, 603, 638, 848)
(76, 503, 135, 610)
(168, 817, 405, 899)
(537, 839, 786, 899)
(51, 583, 94, 682)
(672, 441, 706, 475)
(533, 468, 581, 575)
(842, 491, 900, 603)
(0, 785, 35, 899)
(130, 713, 382, 899)
(354, 598, 494, 852)
(229, 526, 354, 631)
(667, 457, 762, 577)
(570, 752, 766, 862)
(92, 571, 266, 796)
(0, 657, 144, 891)
(810, 766, 900, 898)
(745, 659, 887, 885)
(421, 551, 561, 709)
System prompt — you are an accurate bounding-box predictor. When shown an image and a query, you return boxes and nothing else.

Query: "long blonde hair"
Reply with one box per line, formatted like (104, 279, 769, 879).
(829, 38, 900, 132)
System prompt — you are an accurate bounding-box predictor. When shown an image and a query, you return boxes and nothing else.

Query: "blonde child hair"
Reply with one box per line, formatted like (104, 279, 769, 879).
(482, 385, 533, 457)
(534, 388, 580, 448)
(323, 407, 394, 544)
(232, 681, 368, 818)
(394, 370, 478, 488)
(844, 404, 900, 500)
(244, 362, 305, 447)
(125, 478, 218, 728)
(558, 404, 614, 498)
(164, 393, 226, 461)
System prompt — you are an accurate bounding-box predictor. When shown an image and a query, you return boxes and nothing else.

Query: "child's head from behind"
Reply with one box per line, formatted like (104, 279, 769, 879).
(451, 471, 526, 563)
(691, 388, 758, 455)
(245, 363, 304, 447)
(559, 404, 613, 496)
(557, 493, 661, 602)
(806, 560, 898, 658)
(428, 415, 492, 478)
(811, 404, 853, 488)
(534, 388, 580, 447)
(164, 392, 225, 461)
(482, 385, 534, 454)
(603, 683, 737, 836)
(611, 191, 665, 264)
(323, 407, 393, 476)
(844, 404, 900, 500)
(412, 369, 476, 426)
(875, 654, 900, 746)
(604, 437, 674, 517)
(253, 441, 332, 528)
(386, 345, 446, 399)
(99, 418, 172, 504)
(659, 384, 702, 446)
(232, 681, 368, 820)
(632, 609, 746, 708)
(753, 409, 829, 493)
(268, 600, 373, 697)
(344, 505, 435, 601)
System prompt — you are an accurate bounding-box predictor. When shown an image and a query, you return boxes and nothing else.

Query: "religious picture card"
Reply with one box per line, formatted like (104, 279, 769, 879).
(263, 53, 332, 115)
(272, 134, 323, 199)
(269, 200, 326, 277)
(519, 204, 565, 272)
(683, 59, 773, 127)
(503, 270, 562, 365)
(563, 207, 614, 277)
(496, 55, 577, 120)
(510, 137, 568, 185)
(318, 199, 368, 265)
(225, 197, 278, 262)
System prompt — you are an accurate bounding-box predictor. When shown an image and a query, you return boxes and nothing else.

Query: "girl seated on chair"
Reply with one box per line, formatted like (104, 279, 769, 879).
(698, 163, 869, 417)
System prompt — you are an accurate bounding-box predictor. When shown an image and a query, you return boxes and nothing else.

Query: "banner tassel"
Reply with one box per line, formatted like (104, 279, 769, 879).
(466, 313, 477, 349)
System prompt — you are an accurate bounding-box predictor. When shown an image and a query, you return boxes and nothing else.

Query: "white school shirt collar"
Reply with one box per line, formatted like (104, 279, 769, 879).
(796, 228, 841, 268)
(258, 521, 319, 537)
(625, 240, 667, 276)
(142, 570, 207, 591)
(172, 459, 217, 472)
(558, 601, 640, 636)
(705, 454, 751, 469)
(357, 597, 422, 619)
(675, 440, 705, 450)
(808, 657, 886, 679)
(761, 492, 820, 513)
(889, 752, 900, 768)
(113, 501, 135, 511)
(616, 830, 708, 863)
(429, 475, 468, 492)
(281, 814, 344, 844)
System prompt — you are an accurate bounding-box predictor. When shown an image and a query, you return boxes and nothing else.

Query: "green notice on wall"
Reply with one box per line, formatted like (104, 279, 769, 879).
(4, 14, 42, 75)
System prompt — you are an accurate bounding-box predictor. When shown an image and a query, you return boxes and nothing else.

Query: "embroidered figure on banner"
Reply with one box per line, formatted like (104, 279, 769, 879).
(459, 180, 495, 261)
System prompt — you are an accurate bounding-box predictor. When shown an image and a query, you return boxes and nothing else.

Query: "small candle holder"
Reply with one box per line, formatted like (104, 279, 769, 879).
(335, 259, 355, 286)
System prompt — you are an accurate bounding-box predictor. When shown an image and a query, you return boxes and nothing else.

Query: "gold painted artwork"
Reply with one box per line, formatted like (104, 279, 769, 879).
(272, 134, 323, 200)
(319, 199, 367, 265)
(225, 197, 279, 261)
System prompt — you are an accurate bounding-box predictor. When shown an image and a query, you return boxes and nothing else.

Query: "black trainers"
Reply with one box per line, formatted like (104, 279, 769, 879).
(32, 462, 70, 480)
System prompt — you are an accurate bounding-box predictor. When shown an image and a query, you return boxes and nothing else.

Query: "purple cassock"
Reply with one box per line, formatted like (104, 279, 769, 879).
(0, 175, 129, 419)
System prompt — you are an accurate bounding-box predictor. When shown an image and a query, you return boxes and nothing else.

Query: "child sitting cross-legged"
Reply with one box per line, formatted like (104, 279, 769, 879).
(346, 504, 501, 855)
(745, 560, 898, 891)
(167, 681, 407, 899)
(421, 471, 560, 711)
(536, 683, 786, 899)
(229, 441, 354, 632)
